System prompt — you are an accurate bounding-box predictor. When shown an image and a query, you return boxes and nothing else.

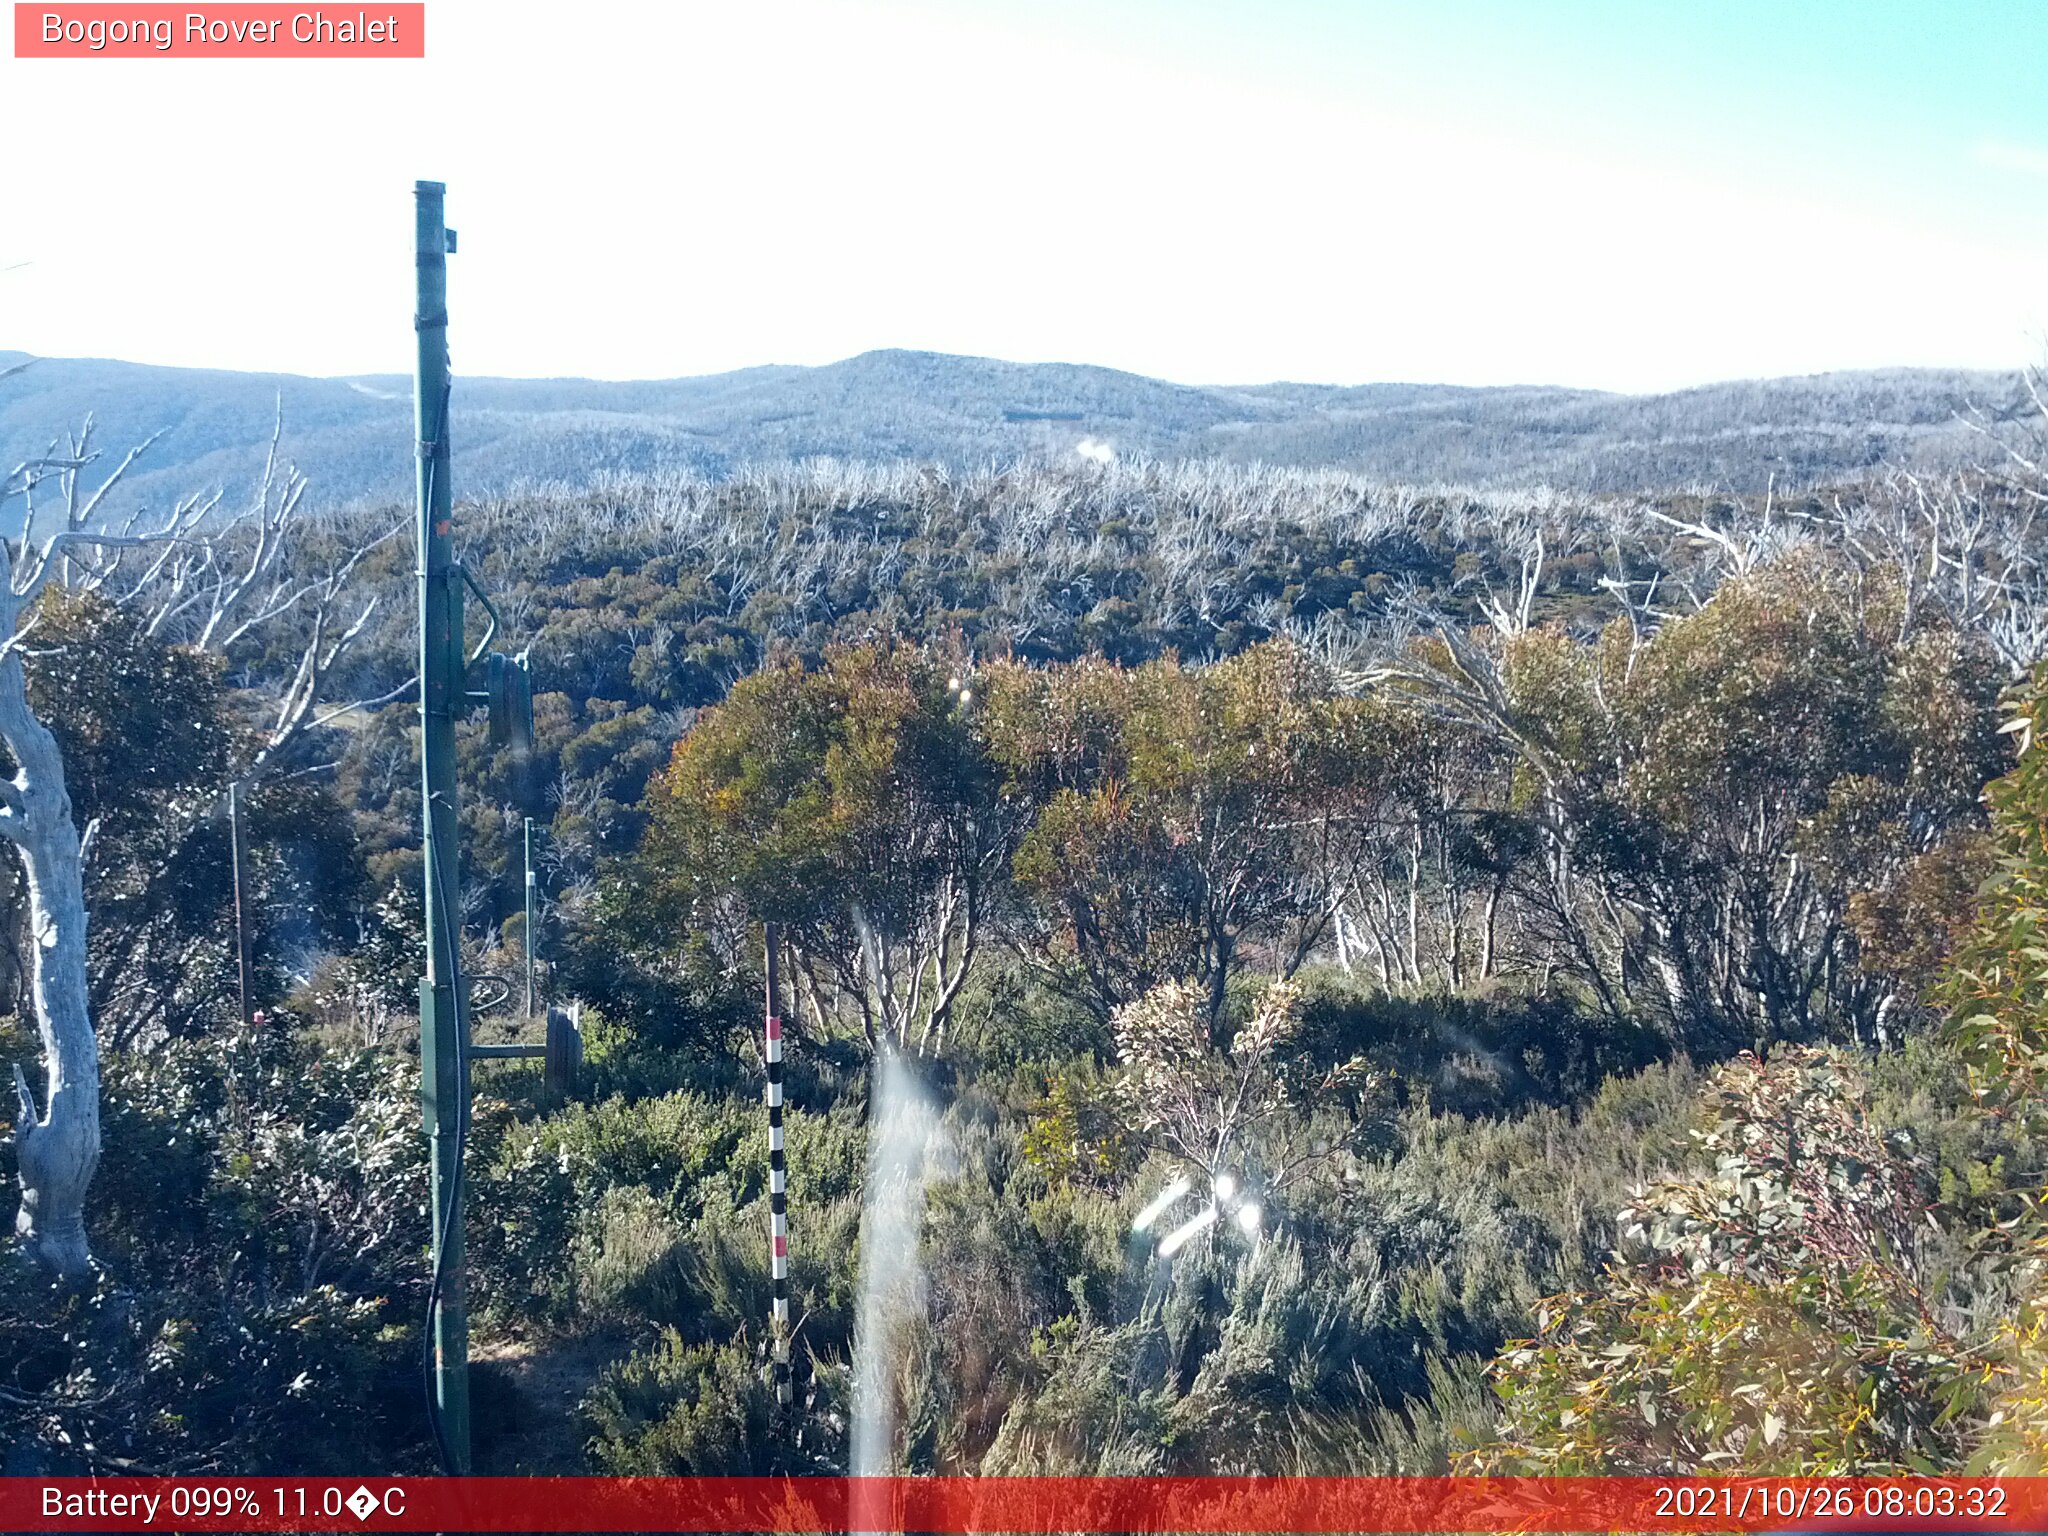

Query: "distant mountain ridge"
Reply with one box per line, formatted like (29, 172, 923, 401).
(0, 347, 2021, 510)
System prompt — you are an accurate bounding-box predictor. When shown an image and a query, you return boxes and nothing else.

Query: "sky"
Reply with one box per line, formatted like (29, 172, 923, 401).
(1, 0, 2044, 392)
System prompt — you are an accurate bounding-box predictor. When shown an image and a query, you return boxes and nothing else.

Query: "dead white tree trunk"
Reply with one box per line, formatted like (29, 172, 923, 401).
(0, 440, 137, 1278)
(2, 613, 96, 1277)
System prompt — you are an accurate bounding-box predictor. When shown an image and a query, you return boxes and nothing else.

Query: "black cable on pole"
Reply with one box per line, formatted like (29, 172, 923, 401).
(415, 381, 467, 1478)
(421, 855, 468, 1476)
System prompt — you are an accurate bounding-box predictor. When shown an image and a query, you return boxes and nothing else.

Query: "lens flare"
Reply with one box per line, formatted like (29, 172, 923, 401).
(1132, 1175, 1192, 1233)
(1158, 1204, 1219, 1257)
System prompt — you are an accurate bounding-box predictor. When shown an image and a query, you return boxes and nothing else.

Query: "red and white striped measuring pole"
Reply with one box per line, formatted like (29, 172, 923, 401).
(764, 923, 792, 1412)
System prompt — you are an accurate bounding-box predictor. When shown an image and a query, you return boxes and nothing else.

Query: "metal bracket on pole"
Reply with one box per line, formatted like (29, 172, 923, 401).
(469, 1007, 579, 1099)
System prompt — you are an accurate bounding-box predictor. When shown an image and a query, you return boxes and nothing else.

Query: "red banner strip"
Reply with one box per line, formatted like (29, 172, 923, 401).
(3, 1476, 2045, 1532)
(13, 4, 424, 58)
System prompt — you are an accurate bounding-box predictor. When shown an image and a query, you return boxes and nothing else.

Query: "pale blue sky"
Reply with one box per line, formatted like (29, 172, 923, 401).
(2, 0, 2041, 390)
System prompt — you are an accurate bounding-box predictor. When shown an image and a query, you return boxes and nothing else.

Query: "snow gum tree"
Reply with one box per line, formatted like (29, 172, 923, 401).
(640, 639, 1016, 1053)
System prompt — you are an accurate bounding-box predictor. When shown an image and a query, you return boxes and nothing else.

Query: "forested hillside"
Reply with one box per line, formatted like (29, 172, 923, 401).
(0, 349, 2021, 512)
(9, 414, 2048, 1478)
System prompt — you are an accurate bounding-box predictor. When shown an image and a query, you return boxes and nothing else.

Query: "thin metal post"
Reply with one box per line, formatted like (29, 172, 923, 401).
(414, 178, 470, 1475)
(523, 816, 537, 1016)
(227, 780, 254, 1028)
(765, 923, 792, 1413)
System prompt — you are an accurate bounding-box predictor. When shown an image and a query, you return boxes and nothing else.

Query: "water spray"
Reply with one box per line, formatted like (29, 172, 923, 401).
(852, 1050, 947, 1490)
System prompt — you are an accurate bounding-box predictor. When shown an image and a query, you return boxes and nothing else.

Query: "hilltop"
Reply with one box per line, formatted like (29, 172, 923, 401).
(0, 347, 2021, 510)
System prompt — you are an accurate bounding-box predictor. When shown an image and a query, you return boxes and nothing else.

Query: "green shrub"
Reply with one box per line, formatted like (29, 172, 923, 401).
(4, 1030, 426, 1475)
(572, 1186, 687, 1319)
(1467, 1048, 1992, 1474)
(582, 1331, 844, 1475)
(470, 1088, 868, 1339)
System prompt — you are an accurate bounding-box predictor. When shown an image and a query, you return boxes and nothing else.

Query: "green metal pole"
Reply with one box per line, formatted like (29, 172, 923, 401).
(414, 178, 470, 1474)
(523, 816, 537, 1016)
